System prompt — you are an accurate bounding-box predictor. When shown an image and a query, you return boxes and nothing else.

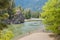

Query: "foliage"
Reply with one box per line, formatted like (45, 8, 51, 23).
(8, 8, 14, 20)
(0, 0, 12, 30)
(23, 9, 31, 19)
(31, 11, 40, 18)
(17, 7, 31, 19)
(0, 30, 14, 40)
(0, 13, 9, 20)
(0, 0, 12, 9)
(0, 0, 14, 40)
(0, 13, 9, 30)
(7, 0, 15, 20)
(0, 23, 8, 30)
(41, 0, 60, 34)
(15, 6, 40, 19)
(18, 6, 24, 12)
(0, 0, 15, 30)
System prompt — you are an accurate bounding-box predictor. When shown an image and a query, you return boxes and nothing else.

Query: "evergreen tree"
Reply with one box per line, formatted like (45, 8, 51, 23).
(24, 9, 31, 19)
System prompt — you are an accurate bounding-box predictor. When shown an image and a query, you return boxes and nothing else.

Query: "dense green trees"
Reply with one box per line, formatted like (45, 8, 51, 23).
(7, 0, 15, 20)
(23, 9, 31, 19)
(16, 7, 31, 19)
(41, 0, 60, 34)
(15, 6, 40, 19)
(0, 0, 12, 9)
(0, 0, 10, 30)
(0, 0, 14, 40)
(0, 0, 15, 30)
(31, 11, 40, 18)
(0, 13, 9, 30)
(18, 6, 24, 13)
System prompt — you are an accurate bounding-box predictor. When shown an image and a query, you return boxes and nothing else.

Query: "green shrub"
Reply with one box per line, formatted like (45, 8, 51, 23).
(0, 30, 14, 40)
(0, 23, 8, 30)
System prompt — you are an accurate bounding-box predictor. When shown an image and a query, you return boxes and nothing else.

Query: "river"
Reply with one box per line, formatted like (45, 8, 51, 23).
(9, 20, 45, 40)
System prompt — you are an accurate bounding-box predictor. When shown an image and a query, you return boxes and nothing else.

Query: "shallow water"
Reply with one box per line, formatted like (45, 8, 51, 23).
(21, 21, 44, 34)
(9, 21, 45, 38)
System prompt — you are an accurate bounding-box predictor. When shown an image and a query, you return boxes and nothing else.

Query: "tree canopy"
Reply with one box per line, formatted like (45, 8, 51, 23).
(0, 0, 12, 9)
(41, 0, 60, 34)
(0, 0, 13, 30)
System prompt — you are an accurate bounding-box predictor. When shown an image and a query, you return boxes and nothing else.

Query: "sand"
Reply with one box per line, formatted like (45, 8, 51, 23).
(17, 32, 54, 40)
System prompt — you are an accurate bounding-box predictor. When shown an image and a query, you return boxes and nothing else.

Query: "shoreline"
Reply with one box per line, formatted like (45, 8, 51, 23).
(12, 28, 51, 40)
(16, 32, 54, 40)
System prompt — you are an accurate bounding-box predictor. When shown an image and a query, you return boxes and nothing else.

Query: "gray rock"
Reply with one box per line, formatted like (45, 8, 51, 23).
(3, 12, 25, 24)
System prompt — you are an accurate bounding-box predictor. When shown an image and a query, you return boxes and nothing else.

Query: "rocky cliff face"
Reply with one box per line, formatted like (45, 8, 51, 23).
(3, 11, 25, 24)
(12, 12, 25, 24)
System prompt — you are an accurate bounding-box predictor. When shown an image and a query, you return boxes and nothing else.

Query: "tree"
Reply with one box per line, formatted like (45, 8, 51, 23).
(41, 0, 60, 34)
(23, 9, 31, 19)
(0, 1, 14, 40)
(31, 11, 40, 18)
(18, 6, 24, 13)
(7, 0, 15, 23)
(0, 0, 12, 30)
(0, 0, 12, 9)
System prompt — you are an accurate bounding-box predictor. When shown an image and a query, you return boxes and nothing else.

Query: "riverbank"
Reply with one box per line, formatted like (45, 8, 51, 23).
(11, 20, 45, 40)
(12, 28, 52, 40)
(25, 18, 44, 22)
(17, 32, 54, 40)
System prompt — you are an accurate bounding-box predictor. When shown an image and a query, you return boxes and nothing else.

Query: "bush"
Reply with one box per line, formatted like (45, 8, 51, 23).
(0, 23, 8, 30)
(41, 0, 60, 34)
(0, 30, 14, 40)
